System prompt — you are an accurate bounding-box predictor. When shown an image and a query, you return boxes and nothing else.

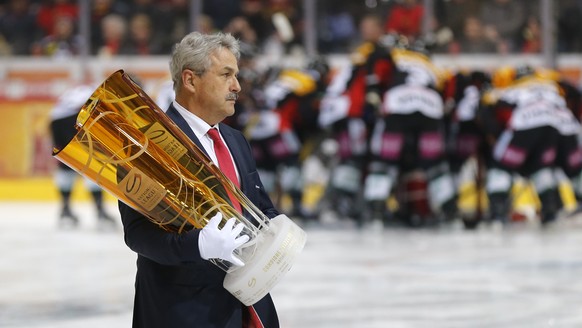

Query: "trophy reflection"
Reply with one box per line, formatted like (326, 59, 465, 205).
(52, 70, 306, 306)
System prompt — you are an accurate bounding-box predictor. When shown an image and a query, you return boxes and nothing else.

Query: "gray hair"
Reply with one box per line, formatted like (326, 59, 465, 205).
(169, 32, 241, 91)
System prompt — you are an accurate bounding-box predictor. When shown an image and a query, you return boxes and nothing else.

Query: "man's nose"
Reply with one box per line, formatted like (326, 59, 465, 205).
(231, 77, 241, 93)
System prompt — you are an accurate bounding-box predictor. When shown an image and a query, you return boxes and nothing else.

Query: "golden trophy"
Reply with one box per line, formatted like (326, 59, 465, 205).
(52, 70, 306, 306)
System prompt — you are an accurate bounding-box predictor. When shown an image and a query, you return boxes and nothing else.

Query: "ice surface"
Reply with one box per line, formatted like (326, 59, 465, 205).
(2, 201, 582, 327)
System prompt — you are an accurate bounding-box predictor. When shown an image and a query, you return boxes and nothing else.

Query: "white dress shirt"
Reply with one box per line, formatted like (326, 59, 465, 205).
(172, 101, 240, 181)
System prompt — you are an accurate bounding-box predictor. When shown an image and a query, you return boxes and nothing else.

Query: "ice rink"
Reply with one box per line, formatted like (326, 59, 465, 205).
(2, 201, 582, 328)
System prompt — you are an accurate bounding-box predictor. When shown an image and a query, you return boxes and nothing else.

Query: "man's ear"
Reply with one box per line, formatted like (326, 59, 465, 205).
(181, 70, 196, 93)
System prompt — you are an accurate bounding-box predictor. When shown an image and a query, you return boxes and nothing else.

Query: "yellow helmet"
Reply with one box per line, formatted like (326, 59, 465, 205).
(535, 68, 561, 82)
(492, 66, 515, 88)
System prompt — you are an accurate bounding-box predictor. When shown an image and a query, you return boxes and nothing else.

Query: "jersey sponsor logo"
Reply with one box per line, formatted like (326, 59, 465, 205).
(383, 85, 444, 118)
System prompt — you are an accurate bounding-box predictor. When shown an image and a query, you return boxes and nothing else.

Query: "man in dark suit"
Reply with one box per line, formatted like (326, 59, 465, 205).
(119, 32, 280, 327)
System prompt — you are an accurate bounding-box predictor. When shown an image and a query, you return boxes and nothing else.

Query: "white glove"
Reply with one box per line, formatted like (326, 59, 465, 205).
(198, 212, 249, 267)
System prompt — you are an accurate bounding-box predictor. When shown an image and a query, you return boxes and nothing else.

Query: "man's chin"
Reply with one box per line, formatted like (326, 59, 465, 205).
(225, 105, 236, 116)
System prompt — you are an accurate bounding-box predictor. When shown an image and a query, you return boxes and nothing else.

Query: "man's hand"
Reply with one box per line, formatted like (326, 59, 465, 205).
(198, 212, 249, 266)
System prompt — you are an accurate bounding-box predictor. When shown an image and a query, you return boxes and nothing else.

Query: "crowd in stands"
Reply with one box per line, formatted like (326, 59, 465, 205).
(1, 0, 582, 58)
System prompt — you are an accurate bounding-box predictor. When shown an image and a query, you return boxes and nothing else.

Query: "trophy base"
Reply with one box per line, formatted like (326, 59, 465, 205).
(223, 214, 307, 306)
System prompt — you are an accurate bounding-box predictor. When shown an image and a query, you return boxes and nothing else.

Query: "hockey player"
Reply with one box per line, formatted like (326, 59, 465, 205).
(446, 70, 492, 228)
(318, 14, 396, 222)
(244, 57, 330, 218)
(481, 65, 582, 225)
(447, 71, 491, 177)
(362, 38, 457, 226)
(50, 84, 116, 228)
(538, 69, 582, 205)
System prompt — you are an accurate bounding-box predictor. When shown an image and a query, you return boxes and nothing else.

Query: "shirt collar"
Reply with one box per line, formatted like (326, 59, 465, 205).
(172, 100, 219, 140)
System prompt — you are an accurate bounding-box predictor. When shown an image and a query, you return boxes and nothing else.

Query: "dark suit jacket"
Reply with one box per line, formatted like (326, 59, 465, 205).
(119, 104, 280, 327)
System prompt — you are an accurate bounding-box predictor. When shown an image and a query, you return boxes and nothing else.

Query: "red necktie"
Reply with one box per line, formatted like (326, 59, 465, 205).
(209, 129, 262, 327)
(207, 128, 242, 213)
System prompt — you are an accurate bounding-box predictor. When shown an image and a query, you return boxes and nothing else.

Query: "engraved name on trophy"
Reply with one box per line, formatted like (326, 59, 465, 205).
(52, 70, 307, 306)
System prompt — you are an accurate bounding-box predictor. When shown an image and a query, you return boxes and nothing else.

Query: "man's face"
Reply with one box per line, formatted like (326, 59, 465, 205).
(192, 48, 241, 125)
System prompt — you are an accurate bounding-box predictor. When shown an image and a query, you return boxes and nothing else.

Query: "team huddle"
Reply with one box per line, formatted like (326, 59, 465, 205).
(154, 18, 582, 230)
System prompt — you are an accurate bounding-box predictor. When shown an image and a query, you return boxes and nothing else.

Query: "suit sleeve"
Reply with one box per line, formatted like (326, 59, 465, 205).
(118, 201, 206, 266)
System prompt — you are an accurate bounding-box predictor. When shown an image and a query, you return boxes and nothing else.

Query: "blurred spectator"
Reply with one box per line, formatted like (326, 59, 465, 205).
(435, 0, 481, 40)
(518, 15, 542, 54)
(224, 16, 258, 48)
(197, 14, 216, 34)
(318, 3, 357, 53)
(448, 16, 497, 54)
(203, 0, 242, 30)
(384, 0, 424, 41)
(262, 11, 297, 58)
(36, 0, 78, 36)
(90, 0, 130, 54)
(120, 13, 164, 55)
(480, 0, 525, 53)
(557, 0, 582, 52)
(128, 0, 170, 49)
(129, 0, 164, 25)
(241, 0, 272, 45)
(97, 13, 127, 57)
(158, 1, 216, 51)
(160, 0, 188, 49)
(0, 0, 41, 55)
(32, 15, 83, 58)
(263, 0, 304, 53)
(0, 35, 10, 56)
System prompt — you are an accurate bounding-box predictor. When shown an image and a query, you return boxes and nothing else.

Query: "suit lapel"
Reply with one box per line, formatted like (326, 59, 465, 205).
(166, 104, 208, 157)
